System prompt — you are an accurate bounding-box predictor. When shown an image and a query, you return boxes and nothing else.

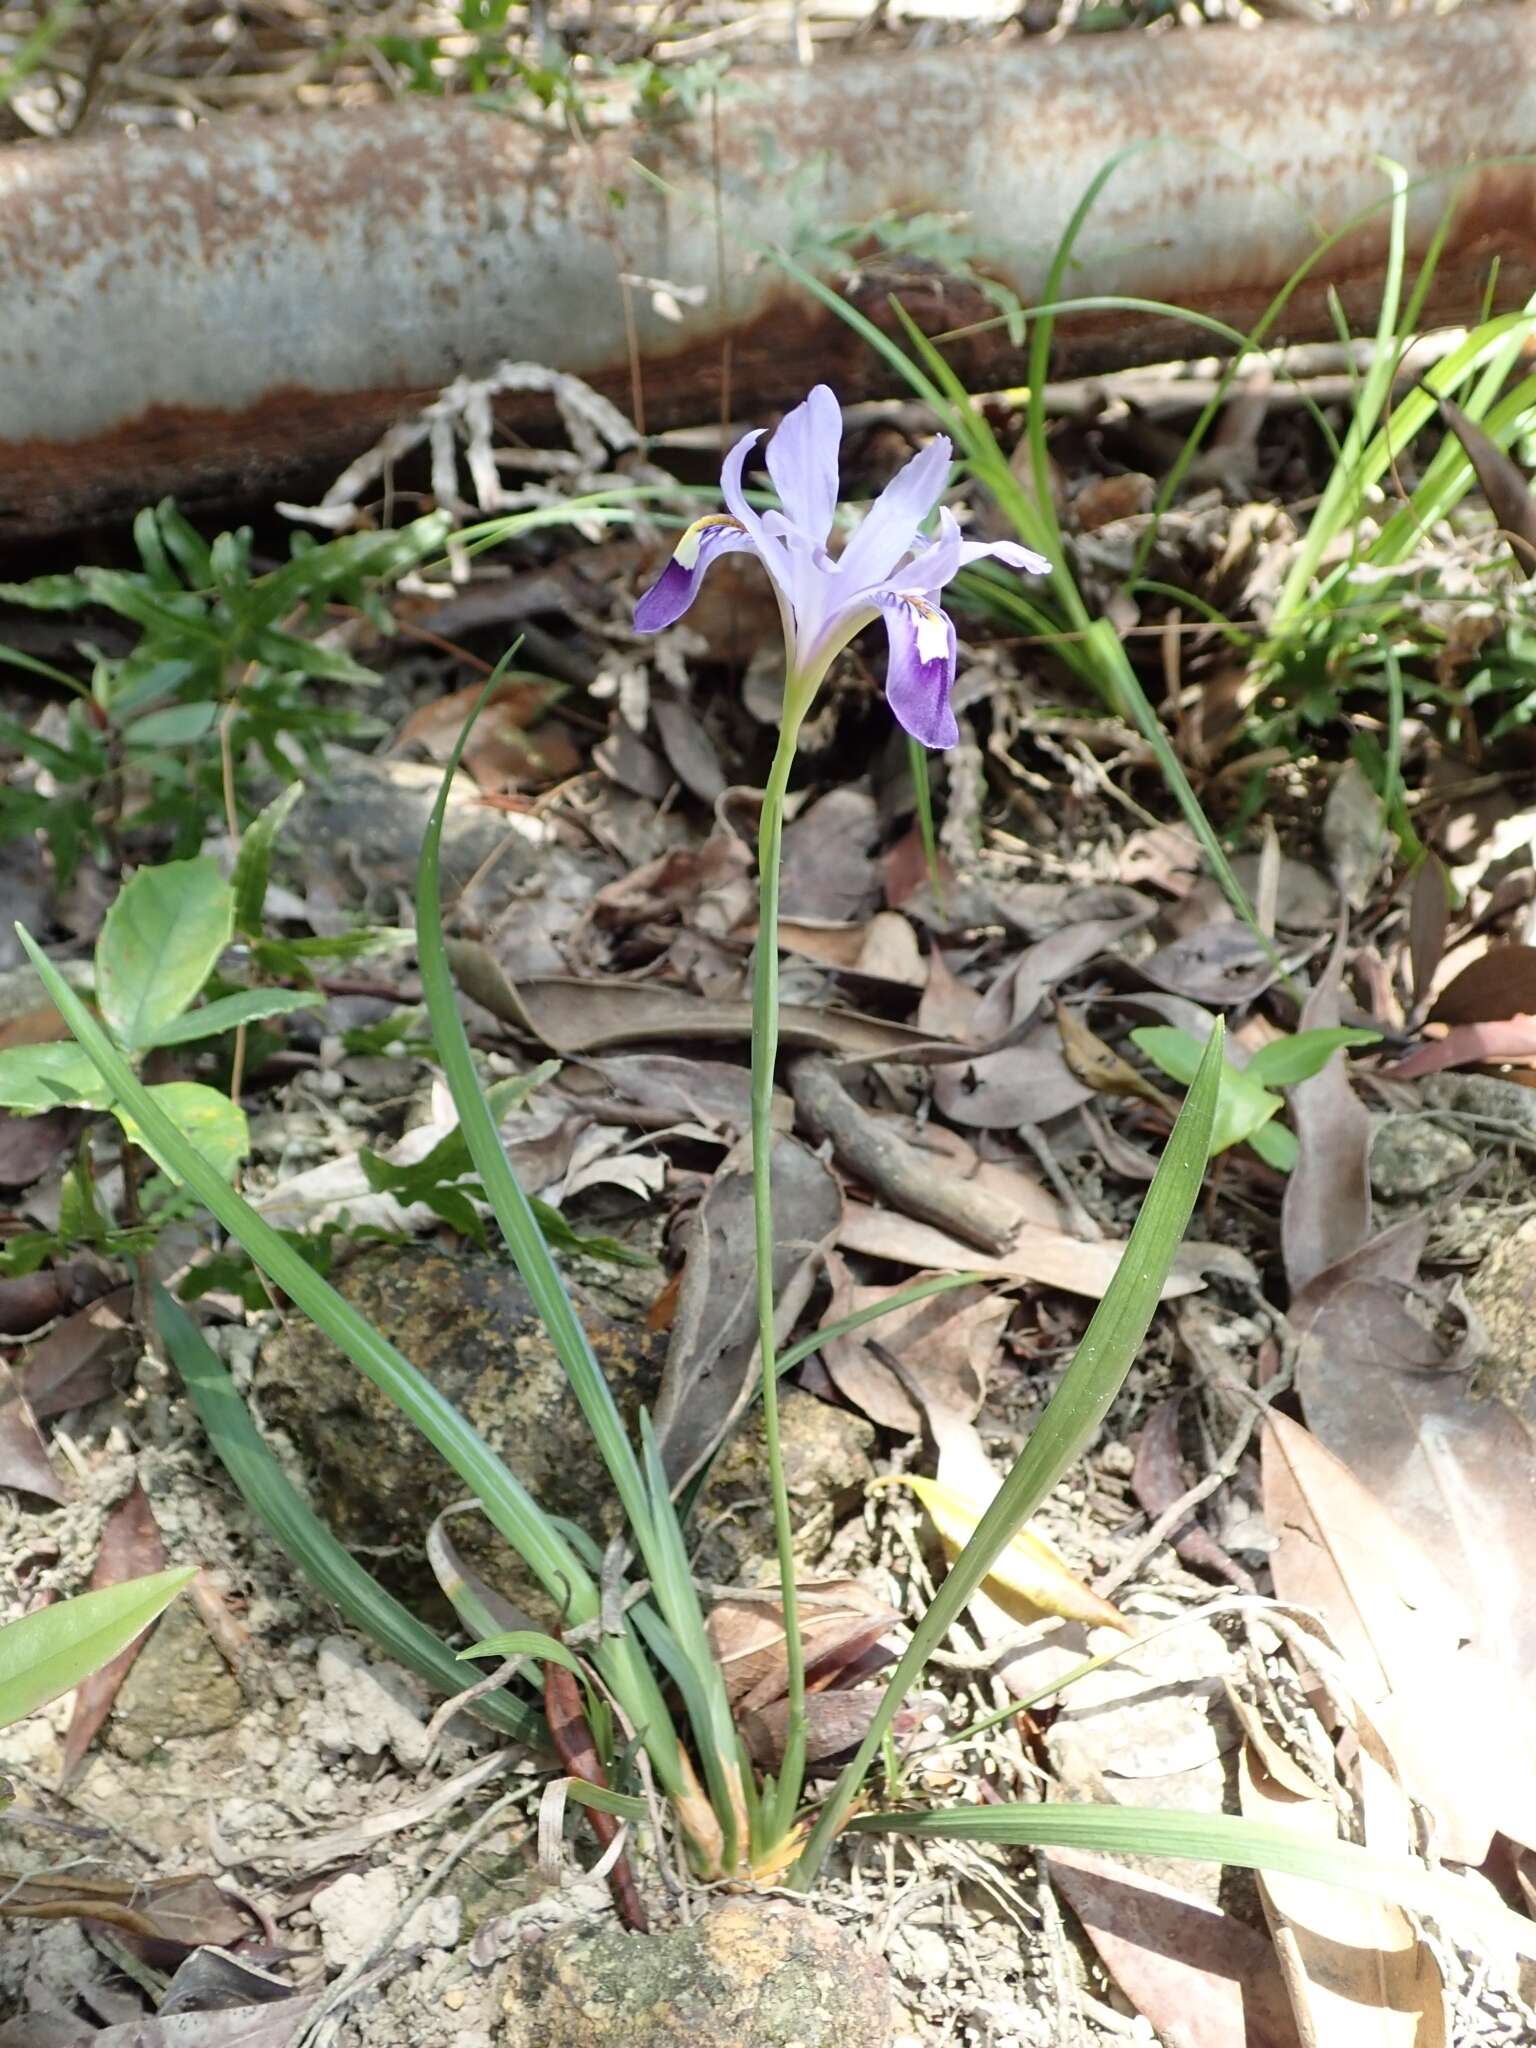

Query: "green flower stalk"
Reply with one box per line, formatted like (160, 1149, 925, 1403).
(635, 385, 1046, 1840)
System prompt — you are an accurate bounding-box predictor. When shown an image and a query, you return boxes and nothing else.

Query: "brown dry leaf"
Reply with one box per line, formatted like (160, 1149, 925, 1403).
(1131, 1396, 1251, 1589)
(0, 1106, 76, 1189)
(590, 833, 752, 937)
(426, 1509, 540, 1640)
(1047, 1846, 1303, 2048)
(775, 912, 927, 989)
(780, 788, 880, 923)
(1292, 1249, 1536, 1769)
(653, 1133, 842, 1487)
(22, 1286, 134, 1421)
(931, 1024, 1096, 1128)
(1056, 1001, 1181, 1113)
(0, 1871, 255, 1962)
(1238, 1742, 1447, 2048)
(0, 1004, 70, 1053)
(706, 1579, 901, 1713)
(1438, 396, 1536, 574)
(875, 1472, 1130, 1634)
(1325, 760, 1392, 914)
(651, 694, 727, 803)
(572, 1054, 753, 1135)
(1261, 1412, 1536, 1862)
(1387, 1016, 1536, 1078)
(593, 718, 670, 800)
(1407, 856, 1449, 1011)
(973, 908, 1155, 1041)
(394, 677, 577, 792)
(741, 1691, 931, 1773)
(0, 2009, 318, 2048)
(917, 945, 984, 1041)
(0, 1357, 67, 1504)
(60, 1483, 168, 1783)
(1427, 944, 1536, 1027)
(817, 1255, 1010, 1433)
(836, 1203, 1223, 1300)
(447, 942, 945, 1059)
(1139, 922, 1299, 1007)
(1282, 932, 1373, 1296)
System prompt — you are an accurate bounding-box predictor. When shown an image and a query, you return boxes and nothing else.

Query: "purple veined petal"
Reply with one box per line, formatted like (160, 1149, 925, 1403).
(955, 536, 1051, 577)
(764, 384, 843, 546)
(834, 435, 953, 592)
(634, 514, 757, 632)
(880, 590, 959, 751)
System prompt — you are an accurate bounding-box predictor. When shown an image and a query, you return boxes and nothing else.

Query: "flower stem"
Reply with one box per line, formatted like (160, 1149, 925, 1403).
(751, 706, 808, 1847)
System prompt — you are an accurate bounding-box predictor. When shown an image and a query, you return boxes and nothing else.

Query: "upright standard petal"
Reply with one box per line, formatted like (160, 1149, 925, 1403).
(634, 514, 756, 632)
(764, 384, 843, 545)
(834, 435, 953, 592)
(880, 591, 959, 751)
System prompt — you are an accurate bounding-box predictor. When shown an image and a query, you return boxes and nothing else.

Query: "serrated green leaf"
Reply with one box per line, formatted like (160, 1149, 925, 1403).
(95, 859, 233, 1051)
(232, 783, 303, 937)
(0, 1042, 110, 1113)
(115, 1082, 249, 1183)
(141, 986, 319, 1049)
(0, 1567, 196, 1730)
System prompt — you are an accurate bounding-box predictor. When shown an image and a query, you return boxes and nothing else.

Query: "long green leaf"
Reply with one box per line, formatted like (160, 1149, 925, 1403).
(411, 705, 690, 1804)
(0, 1566, 195, 1730)
(155, 1288, 541, 1744)
(846, 1802, 1536, 1958)
(14, 921, 595, 1623)
(141, 987, 319, 1049)
(793, 1023, 1224, 1885)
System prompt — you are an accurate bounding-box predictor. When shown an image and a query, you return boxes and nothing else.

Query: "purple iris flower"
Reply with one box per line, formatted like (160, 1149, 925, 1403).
(634, 384, 1048, 750)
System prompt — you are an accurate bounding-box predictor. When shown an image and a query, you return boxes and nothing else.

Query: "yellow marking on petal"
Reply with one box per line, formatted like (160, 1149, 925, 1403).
(674, 512, 746, 570)
(901, 593, 950, 666)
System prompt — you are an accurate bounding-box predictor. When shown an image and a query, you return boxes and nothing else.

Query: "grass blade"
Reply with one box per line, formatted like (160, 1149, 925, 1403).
(156, 1288, 542, 1744)
(792, 1023, 1223, 1885)
(12, 923, 598, 1629)
(845, 1803, 1536, 1959)
(0, 1566, 194, 1731)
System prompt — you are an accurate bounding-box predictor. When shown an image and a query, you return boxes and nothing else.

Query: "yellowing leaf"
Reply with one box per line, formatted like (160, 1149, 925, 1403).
(871, 1474, 1131, 1633)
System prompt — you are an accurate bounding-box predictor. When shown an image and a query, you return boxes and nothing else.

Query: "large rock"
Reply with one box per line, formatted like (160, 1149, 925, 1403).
(106, 1597, 244, 1761)
(500, 1897, 895, 2048)
(258, 1246, 873, 1605)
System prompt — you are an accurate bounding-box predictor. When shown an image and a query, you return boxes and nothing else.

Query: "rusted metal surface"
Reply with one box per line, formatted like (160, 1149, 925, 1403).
(3, 11, 1536, 538)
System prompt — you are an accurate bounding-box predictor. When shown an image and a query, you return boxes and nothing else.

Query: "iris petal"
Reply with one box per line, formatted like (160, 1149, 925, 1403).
(634, 518, 756, 632)
(835, 436, 953, 592)
(765, 384, 843, 545)
(880, 593, 958, 750)
(955, 537, 1050, 577)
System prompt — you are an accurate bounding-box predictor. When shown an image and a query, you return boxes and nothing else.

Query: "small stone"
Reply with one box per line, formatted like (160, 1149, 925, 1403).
(693, 1391, 876, 1586)
(106, 1597, 243, 1760)
(501, 1896, 894, 2048)
(1468, 1214, 1536, 1413)
(312, 1867, 401, 1970)
(307, 1635, 432, 1767)
(1368, 1115, 1476, 1199)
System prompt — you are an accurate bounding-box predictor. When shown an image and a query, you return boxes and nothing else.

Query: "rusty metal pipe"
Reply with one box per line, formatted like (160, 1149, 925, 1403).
(3, 11, 1536, 539)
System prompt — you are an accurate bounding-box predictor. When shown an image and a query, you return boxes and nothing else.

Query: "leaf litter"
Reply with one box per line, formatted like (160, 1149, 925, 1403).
(11, 194, 1536, 2048)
